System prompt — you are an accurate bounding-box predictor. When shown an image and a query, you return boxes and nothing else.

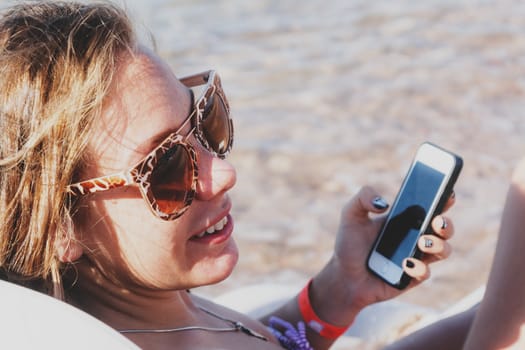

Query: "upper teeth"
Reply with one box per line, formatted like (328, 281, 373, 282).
(195, 216, 228, 238)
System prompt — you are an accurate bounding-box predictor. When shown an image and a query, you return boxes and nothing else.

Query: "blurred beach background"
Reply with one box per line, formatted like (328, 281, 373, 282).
(4, 0, 525, 348)
(120, 0, 525, 348)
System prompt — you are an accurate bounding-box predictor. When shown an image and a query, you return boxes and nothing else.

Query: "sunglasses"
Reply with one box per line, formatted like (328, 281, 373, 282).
(67, 70, 233, 220)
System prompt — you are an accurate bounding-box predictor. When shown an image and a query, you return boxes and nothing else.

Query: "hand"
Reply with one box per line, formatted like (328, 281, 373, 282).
(310, 186, 455, 326)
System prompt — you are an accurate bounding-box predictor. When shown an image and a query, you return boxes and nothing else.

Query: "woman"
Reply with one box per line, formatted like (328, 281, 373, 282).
(0, 2, 454, 349)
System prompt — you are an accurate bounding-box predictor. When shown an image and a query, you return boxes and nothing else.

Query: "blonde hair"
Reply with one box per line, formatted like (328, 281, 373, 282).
(0, 1, 136, 297)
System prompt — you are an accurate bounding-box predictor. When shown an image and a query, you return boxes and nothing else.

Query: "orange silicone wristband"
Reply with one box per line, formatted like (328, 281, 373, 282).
(298, 279, 350, 339)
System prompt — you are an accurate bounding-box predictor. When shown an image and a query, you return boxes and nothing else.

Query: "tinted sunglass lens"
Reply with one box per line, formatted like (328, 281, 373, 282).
(202, 94, 231, 155)
(150, 144, 193, 214)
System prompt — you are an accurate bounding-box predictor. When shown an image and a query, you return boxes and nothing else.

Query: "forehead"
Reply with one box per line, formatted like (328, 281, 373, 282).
(93, 48, 191, 169)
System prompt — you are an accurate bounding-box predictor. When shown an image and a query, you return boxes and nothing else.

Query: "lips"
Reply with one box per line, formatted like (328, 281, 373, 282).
(189, 214, 233, 245)
(193, 216, 228, 239)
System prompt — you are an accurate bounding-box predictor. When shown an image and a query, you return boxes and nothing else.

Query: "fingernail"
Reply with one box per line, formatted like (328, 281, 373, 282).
(372, 196, 389, 210)
(450, 191, 456, 199)
(405, 260, 415, 268)
(424, 238, 434, 248)
(441, 217, 448, 230)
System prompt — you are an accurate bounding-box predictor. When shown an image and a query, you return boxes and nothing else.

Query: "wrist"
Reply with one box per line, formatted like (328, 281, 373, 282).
(308, 257, 365, 329)
(299, 279, 351, 339)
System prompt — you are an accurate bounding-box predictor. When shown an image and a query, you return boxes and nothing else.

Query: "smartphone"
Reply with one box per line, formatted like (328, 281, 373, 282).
(367, 142, 463, 289)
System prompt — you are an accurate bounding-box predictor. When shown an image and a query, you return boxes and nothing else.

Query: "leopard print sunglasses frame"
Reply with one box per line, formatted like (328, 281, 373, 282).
(67, 70, 233, 220)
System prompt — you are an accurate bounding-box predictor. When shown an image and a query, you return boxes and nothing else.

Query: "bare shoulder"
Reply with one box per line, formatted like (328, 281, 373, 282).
(512, 157, 525, 186)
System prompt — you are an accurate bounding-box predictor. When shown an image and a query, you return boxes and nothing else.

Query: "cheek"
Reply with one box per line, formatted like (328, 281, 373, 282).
(182, 238, 239, 288)
(76, 195, 239, 289)
(121, 234, 185, 288)
(77, 196, 190, 287)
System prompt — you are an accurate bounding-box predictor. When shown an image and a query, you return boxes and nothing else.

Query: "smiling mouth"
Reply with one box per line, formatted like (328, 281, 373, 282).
(192, 216, 228, 239)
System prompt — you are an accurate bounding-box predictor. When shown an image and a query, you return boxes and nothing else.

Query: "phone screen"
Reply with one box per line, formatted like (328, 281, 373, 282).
(376, 162, 445, 266)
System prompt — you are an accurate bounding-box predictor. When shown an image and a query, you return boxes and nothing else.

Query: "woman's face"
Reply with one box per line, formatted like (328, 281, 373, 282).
(75, 48, 238, 291)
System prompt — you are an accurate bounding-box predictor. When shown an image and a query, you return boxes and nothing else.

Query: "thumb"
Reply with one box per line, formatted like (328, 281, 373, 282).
(344, 186, 390, 219)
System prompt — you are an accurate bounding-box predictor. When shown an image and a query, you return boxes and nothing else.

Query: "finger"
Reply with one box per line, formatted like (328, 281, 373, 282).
(441, 191, 456, 213)
(430, 215, 454, 239)
(418, 234, 452, 260)
(344, 186, 390, 219)
(403, 258, 430, 282)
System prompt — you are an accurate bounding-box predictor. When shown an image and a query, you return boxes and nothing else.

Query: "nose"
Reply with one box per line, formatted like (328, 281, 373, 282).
(195, 154, 236, 200)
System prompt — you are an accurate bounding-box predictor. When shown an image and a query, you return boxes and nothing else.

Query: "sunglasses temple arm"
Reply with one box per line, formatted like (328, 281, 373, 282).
(179, 70, 212, 88)
(67, 170, 134, 196)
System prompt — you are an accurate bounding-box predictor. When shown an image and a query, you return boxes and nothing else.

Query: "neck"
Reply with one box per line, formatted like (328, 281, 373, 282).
(68, 261, 198, 331)
(65, 261, 274, 350)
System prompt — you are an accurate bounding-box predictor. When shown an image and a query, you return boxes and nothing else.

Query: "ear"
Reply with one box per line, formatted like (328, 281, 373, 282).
(55, 237, 83, 263)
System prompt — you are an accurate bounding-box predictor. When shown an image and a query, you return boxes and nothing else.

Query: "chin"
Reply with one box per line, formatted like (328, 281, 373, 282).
(195, 240, 239, 286)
